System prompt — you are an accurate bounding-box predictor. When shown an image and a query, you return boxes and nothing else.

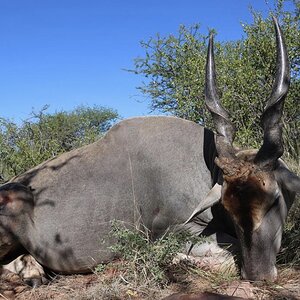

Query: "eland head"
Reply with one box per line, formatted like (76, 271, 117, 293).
(205, 17, 300, 281)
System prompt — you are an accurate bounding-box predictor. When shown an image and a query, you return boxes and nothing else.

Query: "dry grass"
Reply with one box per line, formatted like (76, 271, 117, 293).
(0, 258, 298, 300)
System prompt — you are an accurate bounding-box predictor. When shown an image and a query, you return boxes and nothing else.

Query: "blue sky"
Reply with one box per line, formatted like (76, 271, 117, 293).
(0, 0, 294, 122)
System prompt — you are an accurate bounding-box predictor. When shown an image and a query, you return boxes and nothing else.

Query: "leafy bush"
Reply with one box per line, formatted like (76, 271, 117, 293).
(0, 105, 119, 181)
(131, 0, 299, 160)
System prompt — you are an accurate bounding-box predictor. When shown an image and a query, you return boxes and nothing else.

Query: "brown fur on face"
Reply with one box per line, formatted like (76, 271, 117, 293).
(216, 157, 278, 233)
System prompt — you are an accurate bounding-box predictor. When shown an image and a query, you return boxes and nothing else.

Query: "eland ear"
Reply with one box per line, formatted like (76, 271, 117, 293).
(275, 165, 300, 194)
(185, 183, 222, 224)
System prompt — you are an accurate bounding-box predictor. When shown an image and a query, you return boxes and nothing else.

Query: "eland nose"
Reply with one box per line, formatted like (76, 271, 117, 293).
(241, 266, 277, 281)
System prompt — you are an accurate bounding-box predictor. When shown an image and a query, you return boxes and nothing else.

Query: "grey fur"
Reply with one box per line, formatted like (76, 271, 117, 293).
(0, 116, 214, 274)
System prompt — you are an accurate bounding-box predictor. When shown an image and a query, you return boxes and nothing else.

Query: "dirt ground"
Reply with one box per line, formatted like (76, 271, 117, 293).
(0, 263, 299, 300)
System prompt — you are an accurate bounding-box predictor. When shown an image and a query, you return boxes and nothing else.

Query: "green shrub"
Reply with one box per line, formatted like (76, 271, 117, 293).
(98, 221, 201, 287)
(0, 105, 118, 181)
(131, 0, 300, 160)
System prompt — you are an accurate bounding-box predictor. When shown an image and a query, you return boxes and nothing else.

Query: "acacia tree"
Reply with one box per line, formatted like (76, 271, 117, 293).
(0, 105, 119, 181)
(131, 0, 299, 160)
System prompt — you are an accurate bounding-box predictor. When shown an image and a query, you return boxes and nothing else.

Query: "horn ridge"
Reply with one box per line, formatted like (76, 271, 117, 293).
(254, 17, 290, 169)
(205, 33, 236, 159)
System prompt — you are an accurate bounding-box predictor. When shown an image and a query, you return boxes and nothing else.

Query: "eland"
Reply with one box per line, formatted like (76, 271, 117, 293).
(0, 18, 299, 285)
